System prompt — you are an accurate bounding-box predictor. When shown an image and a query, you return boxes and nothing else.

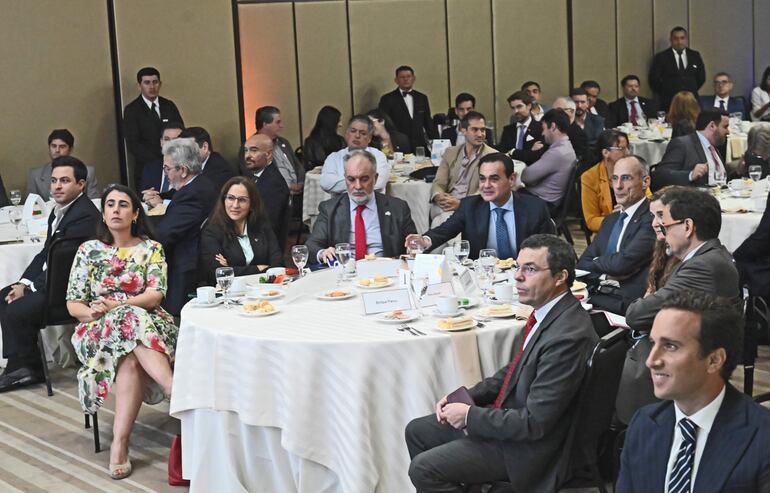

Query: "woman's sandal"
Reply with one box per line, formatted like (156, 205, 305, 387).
(109, 459, 132, 480)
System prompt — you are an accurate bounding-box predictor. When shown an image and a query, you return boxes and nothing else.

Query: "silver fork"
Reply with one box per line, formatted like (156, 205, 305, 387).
(398, 325, 424, 336)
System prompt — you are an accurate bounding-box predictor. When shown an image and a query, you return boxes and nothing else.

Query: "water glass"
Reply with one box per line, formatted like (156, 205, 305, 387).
(9, 190, 22, 206)
(9, 208, 22, 240)
(291, 245, 309, 277)
(415, 146, 426, 161)
(479, 248, 497, 270)
(714, 170, 727, 187)
(410, 272, 429, 314)
(215, 267, 235, 308)
(455, 240, 470, 265)
(407, 237, 424, 256)
(335, 243, 352, 282)
(749, 165, 763, 183)
(475, 264, 494, 304)
(656, 111, 667, 123)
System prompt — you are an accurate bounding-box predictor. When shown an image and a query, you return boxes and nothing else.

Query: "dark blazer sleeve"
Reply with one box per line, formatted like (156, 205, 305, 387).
(579, 211, 656, 278)
(734, 193, 770, 261)
(203, 152, 235, 194)
(498, 124, 516, 153)
(653, 136, 699, 187)
(392, 199, 417, 256)
(391, 130, 413, 154)
(123, 100, 158, 165)
(425, 198, 470, 249)
(692, 50, 706, 90)
(420, 93, 438, 140)
(154, 190, 205, 247)
(305, 199, 334, 263)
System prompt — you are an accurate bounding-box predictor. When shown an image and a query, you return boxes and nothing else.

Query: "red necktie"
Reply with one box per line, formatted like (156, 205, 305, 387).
(355, 205, 366, 260)
(709, 145, 724, 173)
(629, 100, 638, 126)
(493, 312, 537, 408)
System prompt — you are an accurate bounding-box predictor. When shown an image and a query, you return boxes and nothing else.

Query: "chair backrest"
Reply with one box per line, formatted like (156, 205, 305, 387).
(43, 237, 85, 326)
(553, 161, 579, 225)
(562, 328, 628, 480)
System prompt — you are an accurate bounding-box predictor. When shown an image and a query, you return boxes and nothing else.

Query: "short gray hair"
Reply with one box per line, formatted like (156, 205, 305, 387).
(552, 97, 576, 111)
(747, 123, 770, 160)
(348, 114, 374, 134)
(625, 154, 650, 178)
(344, 149, 377, 174)
(162, 138, 202, 175)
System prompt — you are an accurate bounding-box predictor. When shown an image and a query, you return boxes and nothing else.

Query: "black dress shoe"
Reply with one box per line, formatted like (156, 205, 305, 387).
(0, 367, 43, 393)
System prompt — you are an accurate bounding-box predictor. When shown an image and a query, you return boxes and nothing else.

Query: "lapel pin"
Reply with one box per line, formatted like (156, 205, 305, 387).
(385, 211, 391, 216)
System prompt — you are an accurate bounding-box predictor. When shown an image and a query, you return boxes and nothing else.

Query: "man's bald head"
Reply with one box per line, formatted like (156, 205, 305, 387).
(243, 133, 274, 172)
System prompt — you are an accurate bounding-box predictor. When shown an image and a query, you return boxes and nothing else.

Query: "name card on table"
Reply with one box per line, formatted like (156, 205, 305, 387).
(418, 282, 455, 308)
(455, 265, 476, 294)
(356, 258, 401, 279)
(413, 254, 451, 285)
(22, 193, 47, 223)
(361, 288, 414, 315)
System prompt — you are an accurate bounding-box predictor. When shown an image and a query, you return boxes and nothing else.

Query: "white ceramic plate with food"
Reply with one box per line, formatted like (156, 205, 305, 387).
(571, 281, 587, 291)
(316, 290, 356, 301)
(356, 278, 394, 289)
(189, 297, 224, 308)
(239, 306, 281, 317)
(480, 305, 516, 318)
(431, 308, 465, 318)
(436, 317, 478, 332)
(247, 288, 285, 300)
(376, 310, 420, 324)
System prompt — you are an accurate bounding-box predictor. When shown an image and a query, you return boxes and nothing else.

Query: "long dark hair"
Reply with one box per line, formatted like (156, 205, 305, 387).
(760, 66, 770, 93)
(366, 108, 400, 137)
(308, 106, 343, 152)
(96, 184, 156, 243)
(208, 176, 267, 237)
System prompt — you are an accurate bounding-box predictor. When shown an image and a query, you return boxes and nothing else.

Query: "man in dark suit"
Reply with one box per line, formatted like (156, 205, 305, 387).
(607, 74, 659, 128)
(617, 290, 770, 492)
(122, 67, 184, 190)
(497, 91, 545, 164)
(652, 109, 730, 189)
(139, 121, 184, 194)
(577, 156, 656, 313)
(152, 138, 217, 316)
(407, 153, 555, 260)
(27, 129, 100, 200)
(734, 192, 770, 297)
(0, 157, 100, 391)
(306, 150, 416, 263)
(649, 26, 707, 111)
(378, 65, 438, 150)
(255, 106, 305, 196)
(242, 133, 290, 248)
(617, 187, 740, 423)
(406, 234, 598, 492)
(441, 93, 494, 147)
(571, 87, 605, 151)
(580, 80, 609, 119)
(698, 71, 749, 120)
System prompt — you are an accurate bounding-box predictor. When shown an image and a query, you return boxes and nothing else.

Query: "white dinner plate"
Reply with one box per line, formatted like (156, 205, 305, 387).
(316, 290, 356, 301)
(189, 297, 224, 308)
(479, 305, 517, 318)
(436, 318, 478, 332)
(239, 306, 281, 317)
(376, 310, 420, 324)
(355, 278, 394, 289)
(431, 308, 465, 318)
(247, 289, 285, 300)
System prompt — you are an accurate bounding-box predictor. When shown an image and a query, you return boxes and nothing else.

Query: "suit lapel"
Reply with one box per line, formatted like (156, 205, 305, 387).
(395, 89, 413, 122)
(648, 404, 676, 492)
(618, 200, 649, 251)
(334, 194, 352, 246)
(374, 193, 394, 257)
(512, 193, 528, 253)
(693, 386, 755, 492)
(690, 133, 708, 163)
(475, 198, 490, 254)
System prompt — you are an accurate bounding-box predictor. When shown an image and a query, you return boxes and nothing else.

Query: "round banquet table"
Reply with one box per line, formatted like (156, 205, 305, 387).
(717, 192, 765, 252)
(170, 268, 525, 493)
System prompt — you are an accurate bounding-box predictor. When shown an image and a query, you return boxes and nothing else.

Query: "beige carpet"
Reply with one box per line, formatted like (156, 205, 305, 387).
(0, 366, 185, 493)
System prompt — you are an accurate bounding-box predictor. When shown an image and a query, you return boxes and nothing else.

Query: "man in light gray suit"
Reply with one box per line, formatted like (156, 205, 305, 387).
(406, 235, 598, 492)
(306, 149, 416, 264)
(651, 108, 730, 189)
(616, 186, 740, 423)
(27, 129, 99, 200)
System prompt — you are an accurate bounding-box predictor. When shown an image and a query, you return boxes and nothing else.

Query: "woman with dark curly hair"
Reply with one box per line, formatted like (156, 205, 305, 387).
(367, 108, 412, 156)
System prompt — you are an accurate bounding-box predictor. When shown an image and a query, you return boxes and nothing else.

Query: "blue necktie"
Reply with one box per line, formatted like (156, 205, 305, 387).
(516, 124, 526, 150)
(605, 211, 627, 254)
(494, 208, 514, 260)
(160, 174, 170, 193)
(668, 418, 698, 493)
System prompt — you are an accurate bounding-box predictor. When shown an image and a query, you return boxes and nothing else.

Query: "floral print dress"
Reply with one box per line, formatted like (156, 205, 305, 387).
(67, 239, 178, 414)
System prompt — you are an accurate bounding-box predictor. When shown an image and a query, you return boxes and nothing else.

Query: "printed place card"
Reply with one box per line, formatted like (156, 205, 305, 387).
(413, 253, 451, 284)
(361, 288, 414, 315)
(418, 281, 455, 308)
(456, 266, 476, 294)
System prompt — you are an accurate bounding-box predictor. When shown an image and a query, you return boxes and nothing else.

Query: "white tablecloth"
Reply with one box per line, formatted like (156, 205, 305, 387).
(170, 269, 524, 493)
(629, 130, 751, 167)
(717, 192, 764, 252)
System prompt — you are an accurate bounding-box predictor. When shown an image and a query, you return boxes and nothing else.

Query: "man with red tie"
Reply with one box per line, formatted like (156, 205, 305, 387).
(405, 234, 598, 492)
(306, 149, 416, 264)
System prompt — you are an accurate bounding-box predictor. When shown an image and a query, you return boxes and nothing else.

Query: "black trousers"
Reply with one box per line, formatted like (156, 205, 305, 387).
(0, 284, 45, 369)
(405, 413, 509, 492)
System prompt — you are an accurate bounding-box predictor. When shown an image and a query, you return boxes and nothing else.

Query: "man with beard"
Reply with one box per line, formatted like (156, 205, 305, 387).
(498, 91, 545, 164)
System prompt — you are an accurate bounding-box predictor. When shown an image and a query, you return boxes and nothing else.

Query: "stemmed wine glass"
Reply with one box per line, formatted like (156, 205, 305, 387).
(335, 243, 352, 285)
(478, 249, 497, 303)
(9, 190, 22, 206)
(8, 208, 22, 240)
(215, 267, 235, 308)
(291, 245, 309, 278)
(410, 272, 429, 316)
(455, 240, 470, 265)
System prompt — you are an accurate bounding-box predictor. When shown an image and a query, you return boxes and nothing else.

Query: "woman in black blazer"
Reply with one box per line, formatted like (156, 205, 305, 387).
(367, 109, 412, 155)
(199, 176, 283, 285)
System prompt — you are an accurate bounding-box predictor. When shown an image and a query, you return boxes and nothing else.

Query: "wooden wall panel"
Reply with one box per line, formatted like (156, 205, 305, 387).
(653, 0, 688, 52)
(492, 0, 569, 133)
(348, 0, 449, 116)
(617, 0, 655, 98)
(446, 0, 495, 125)
(690, 0, 754, 100)
(295, 1, 352, 143)
(238, 3, 301, 144)
(572, 0, 618, 100)
(116, 0, 241, 171)
(0, 0, 118, 193)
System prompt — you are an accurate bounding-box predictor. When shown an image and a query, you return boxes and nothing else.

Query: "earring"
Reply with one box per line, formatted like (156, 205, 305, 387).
(132, 219, 137, 224)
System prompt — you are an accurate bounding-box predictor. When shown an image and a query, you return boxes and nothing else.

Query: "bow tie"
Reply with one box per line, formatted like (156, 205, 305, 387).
(402, 91, 412, 98)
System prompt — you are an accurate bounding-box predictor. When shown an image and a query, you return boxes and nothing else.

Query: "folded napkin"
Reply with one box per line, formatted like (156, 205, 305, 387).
(448, 330, 482, 387)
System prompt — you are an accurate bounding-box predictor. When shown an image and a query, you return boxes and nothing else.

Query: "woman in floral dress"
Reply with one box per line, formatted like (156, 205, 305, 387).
(66, 184, 177, 480)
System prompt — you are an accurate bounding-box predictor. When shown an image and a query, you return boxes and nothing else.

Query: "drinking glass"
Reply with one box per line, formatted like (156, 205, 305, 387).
(410, 272, 429, 315)
(291, 245, 309, 277)
(415, 146, 426, 161)
(714, 170, 727, 187)
(9, 190, 22, 206)
(335, 243, 352, 283)
(479, 248, 497, 271)
(475, 262, 494, 304)
(407, 237, 424, 257)
(656, 111, 667, 123)
(455, 240, 470, 265)
(215, 267, 235, 308)
(9, 208, 22, 240)
(749, 165, 763, 183)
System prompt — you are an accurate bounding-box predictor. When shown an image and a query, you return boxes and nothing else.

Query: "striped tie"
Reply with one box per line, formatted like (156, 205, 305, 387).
(668, 418, 698, 493)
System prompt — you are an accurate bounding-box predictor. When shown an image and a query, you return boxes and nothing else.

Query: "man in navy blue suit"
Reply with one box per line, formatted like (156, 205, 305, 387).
(617, 289, 770, 492)
(140, 121, 184, 197)
(152, 138, 217, 316)
(405, 153, 555, 260)
(698, 72, 749, 120)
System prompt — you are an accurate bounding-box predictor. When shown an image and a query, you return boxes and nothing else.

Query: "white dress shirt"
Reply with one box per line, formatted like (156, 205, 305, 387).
(236, 223, 255, 265)
(672, 48, 688, 70)
(485, 194, 517, 256)
(664, 385, 726, 493)
(713, 96, 730, 111)
(524, 292, 569, 350)
(141, 95, 161, 118)
(693, 131, 723, 185)
(625, 98, 646, 126)
(320, 147, 391, 194)
(348, 195, 384, 256)
(402, 91, 415, 118)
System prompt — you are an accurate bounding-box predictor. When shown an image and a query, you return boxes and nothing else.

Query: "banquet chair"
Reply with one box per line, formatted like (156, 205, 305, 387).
(39, 236, 101, 453)
(744, 294, 770, 401)
(552, 162, 579, 245)
(485, 328, 628, 493)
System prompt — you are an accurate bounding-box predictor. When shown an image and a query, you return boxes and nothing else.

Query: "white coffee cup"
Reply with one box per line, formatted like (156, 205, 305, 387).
(246, 284, 262, 299)
(196, 286, 216, 303)
(437, 295, 459, 315)
(728, 179, 745, 191)
(231, 276, 246, 293)
(496, 283, 514, 302)
(393, 152, 404, 162)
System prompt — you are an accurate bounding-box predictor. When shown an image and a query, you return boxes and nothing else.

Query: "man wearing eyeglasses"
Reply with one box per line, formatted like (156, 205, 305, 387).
(616, 186, 739, 424)
(698, 72, 748, 121)
(577, 155, 656, 314)
(242, 133, 289, 247)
